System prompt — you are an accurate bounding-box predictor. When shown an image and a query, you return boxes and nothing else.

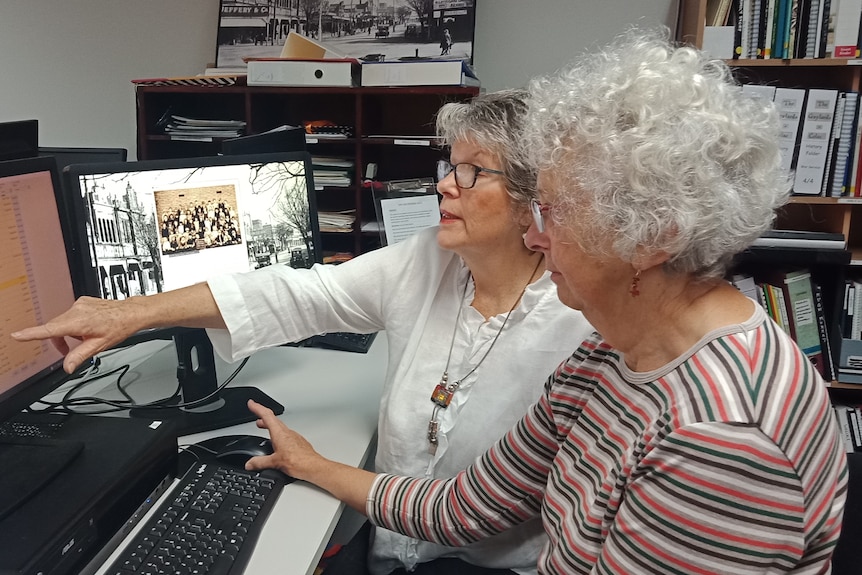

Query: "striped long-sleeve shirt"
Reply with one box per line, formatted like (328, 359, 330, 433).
(368, 305, 848, 574)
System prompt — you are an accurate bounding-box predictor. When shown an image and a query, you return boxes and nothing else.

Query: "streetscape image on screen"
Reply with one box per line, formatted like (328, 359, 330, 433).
(66, 153, 318, 300)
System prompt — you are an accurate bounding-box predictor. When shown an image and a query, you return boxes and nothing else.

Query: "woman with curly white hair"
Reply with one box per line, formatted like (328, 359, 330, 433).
(242, 29, 848, 573)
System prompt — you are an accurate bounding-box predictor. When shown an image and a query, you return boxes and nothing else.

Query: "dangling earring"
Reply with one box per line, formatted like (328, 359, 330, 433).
(629, 269, 641, 297)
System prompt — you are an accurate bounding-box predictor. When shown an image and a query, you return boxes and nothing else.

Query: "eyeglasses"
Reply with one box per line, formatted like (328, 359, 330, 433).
(436, 160, 504, 189)
(530, 199, 552, 233)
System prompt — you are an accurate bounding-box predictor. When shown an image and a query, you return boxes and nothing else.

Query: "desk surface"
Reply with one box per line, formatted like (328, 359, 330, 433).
(84, 334, 388, 575)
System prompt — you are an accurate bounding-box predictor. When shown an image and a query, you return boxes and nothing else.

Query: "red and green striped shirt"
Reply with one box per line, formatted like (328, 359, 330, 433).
(368, 306, 847, 573)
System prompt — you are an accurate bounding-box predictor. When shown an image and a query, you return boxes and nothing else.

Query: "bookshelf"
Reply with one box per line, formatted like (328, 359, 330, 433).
(134, 84, 479, 257)
(679, 0, 862, 390)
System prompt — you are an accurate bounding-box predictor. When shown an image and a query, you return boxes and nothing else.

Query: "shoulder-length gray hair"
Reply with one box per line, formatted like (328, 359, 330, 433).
(525, 28, 791, 279)
(436, 89, 536, 206)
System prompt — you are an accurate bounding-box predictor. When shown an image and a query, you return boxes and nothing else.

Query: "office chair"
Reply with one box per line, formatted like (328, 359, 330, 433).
(832, 452, 862, 575)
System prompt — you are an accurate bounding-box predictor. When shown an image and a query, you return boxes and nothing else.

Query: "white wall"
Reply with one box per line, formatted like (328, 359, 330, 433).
(473, 0, 679, 91)
(0, 0, 677, 159)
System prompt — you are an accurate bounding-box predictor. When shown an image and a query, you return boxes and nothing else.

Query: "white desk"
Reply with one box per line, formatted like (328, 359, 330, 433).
(83, 334, 387, 575)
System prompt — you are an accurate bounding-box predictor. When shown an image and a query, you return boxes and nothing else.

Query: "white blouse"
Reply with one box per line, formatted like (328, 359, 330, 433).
(206, 227, 595, 575)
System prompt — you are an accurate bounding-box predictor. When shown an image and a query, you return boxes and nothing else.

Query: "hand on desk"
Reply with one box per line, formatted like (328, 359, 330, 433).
(246, 399, 378, 515)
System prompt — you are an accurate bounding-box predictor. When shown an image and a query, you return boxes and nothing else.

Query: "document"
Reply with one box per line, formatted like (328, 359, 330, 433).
(380, 195, 440, 245)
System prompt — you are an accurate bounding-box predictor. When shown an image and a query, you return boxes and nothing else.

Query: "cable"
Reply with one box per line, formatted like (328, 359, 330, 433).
(31, 356, 250, 416)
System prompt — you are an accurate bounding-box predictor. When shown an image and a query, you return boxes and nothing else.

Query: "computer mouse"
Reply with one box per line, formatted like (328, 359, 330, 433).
(188, 434, 294, 484)
(213, 435, 274, 468)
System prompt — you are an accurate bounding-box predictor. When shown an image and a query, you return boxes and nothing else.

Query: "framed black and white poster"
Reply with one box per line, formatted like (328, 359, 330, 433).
(215, 0, 476, 68)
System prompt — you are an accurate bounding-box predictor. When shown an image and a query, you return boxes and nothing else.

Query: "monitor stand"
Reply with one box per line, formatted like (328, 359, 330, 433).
(130, 328, 284, 436)
(0, 437, 83, 520)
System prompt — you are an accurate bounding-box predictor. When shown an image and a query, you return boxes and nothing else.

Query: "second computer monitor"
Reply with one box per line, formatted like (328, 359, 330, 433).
(64, 151, 320, 301)
(38, 146, 128, 173)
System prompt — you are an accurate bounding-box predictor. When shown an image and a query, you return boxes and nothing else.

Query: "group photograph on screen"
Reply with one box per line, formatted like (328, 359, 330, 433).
(66, 153, 318, 301)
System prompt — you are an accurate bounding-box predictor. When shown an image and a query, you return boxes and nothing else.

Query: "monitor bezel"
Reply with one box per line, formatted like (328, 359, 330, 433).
(63, 150, 322, 301)
(38, 146, 128, 171)
(0, 119, 38, 162)
(0, 156, 89, 422)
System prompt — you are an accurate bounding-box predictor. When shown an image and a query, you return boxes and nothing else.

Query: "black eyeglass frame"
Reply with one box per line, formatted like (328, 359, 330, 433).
(436, 159, 504, 189)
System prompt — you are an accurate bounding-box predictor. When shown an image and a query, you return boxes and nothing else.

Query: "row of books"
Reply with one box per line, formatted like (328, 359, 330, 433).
(732, 269, 833, 380)
(743, 84, 862, 197)
(709, 0, 862, 60)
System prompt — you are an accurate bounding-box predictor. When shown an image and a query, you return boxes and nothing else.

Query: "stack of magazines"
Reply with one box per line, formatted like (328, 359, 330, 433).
(158, 112, 246, 141)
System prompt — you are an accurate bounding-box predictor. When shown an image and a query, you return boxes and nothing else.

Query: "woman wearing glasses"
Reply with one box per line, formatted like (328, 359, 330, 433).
(13, 90, 594, 575)
(242, 30, 847, 574)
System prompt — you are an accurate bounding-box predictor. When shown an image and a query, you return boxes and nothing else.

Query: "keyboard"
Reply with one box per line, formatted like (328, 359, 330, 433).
(0, 413, 65, 439)
(103, 460, 288, 575)
(304, 331, 377, 354)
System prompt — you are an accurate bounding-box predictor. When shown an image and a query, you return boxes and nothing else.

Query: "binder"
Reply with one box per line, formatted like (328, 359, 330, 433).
(245, 58, 359, 87)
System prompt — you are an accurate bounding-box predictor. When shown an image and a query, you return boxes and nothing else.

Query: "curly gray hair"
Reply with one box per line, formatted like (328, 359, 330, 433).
(436, 89, 536, 206)
(525, 29, 791, 279)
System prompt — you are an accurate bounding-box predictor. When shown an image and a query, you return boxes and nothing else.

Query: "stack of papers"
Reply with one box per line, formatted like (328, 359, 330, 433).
(312, 156, 354, 189)
(317, 210, 355, 232)
(161, 115, 247, 141)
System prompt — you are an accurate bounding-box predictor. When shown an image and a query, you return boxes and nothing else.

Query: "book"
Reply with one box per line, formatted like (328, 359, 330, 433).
(804, 0, 822, 57)
(782, 270, 826, 376)
(831, 91, 859, 197)
(742, 84, 777, 101)
(708, 0, 736, 25)
(834, 405, 857, 452)
(830, 0, 862, 56)
(793, 88, 839, 195)
(750, 229, 846, 249)
(245, 58, 360, 87)
(774, 87, 807, 175)
(821, 90, 846, 195)
(816, 0, 832, 57)
(813, 282, 836, 381)
(732, 273, 761, 301)
(764, 0, 778, 57)
(131, 75, 243, 87)
(768, 283, 793, 334)
(360, 59, 480, 87)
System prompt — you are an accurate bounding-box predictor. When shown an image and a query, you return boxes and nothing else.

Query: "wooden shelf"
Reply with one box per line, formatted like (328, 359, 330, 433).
(135, 84, 478, 256)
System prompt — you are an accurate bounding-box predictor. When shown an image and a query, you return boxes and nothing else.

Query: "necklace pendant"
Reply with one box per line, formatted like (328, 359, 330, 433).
(430, 383, 454, 408)
(427, 420, 439, 454)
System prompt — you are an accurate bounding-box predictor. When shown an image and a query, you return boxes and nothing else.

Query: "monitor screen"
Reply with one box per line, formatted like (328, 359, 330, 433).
(62, 151, 320, 434)
(64, 151, 321, 301)
(0, 156, 84, 422)
(0, 120, 38, 162)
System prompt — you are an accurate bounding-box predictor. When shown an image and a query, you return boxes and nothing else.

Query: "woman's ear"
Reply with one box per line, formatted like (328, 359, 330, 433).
(632, 245, 672, 271)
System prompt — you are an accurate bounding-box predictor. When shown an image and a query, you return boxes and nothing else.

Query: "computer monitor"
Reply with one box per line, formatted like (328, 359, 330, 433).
(0, 156, 89, 422)
(220, 125, 306, 156)
(0, 156, 91, 517)
(63, 151, 321, 434)
(0, 119, 38, 162)
(38, 146, 128, 172)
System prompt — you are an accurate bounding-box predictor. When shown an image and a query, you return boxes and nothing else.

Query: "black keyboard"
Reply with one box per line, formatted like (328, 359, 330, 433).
(305, 331, 377, 353)
(0, 416, 64, 439)
(103, 461, 287, 575)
